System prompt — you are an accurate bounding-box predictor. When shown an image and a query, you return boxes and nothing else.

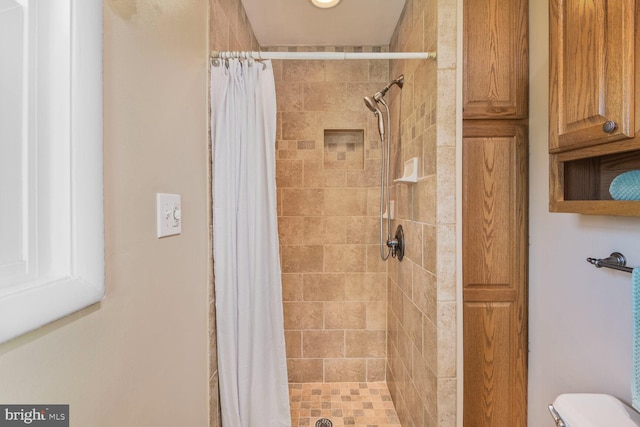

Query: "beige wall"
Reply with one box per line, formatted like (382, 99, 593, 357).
(0, 2, 211, 425)
(270, 47, 390, 383)
(386, 0, 458, 425)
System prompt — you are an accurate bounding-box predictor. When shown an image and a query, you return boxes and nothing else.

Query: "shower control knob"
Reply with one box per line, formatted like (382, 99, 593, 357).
(602, 120, 617, 134)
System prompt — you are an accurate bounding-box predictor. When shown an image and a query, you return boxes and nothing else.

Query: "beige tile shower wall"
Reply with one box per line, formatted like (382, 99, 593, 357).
(270, 47, 390, 383)
(210, 0, 260, 53)
(209, 1, 259, 426)
(386, 0, 458, 426)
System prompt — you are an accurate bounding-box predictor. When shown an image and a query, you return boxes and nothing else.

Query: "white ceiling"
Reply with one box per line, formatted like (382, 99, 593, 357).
(240, 0, 406, 47)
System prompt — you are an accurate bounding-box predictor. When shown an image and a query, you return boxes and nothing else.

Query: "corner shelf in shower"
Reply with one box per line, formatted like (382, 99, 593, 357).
(394, 157, 419, 183)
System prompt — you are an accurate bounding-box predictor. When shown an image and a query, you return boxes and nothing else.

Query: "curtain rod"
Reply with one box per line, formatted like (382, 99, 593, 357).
(210, 50, 436, 61)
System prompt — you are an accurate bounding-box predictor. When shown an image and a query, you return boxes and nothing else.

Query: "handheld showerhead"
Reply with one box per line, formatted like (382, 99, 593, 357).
(363, 96, 385, 139)
(363, 96, 378, 113)
(364, 75, 404, 140)
(363, 75, 406, 262)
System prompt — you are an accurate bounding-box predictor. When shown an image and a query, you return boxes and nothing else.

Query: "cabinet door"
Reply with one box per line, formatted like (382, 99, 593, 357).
(463, 121, 528, 426)
(549, 0, 635, 153)
(463, 0, 528, 119)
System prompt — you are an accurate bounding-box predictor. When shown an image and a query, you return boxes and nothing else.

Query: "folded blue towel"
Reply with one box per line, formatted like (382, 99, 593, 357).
(633, 267, 640, 411)
(610, 170, 640, 200)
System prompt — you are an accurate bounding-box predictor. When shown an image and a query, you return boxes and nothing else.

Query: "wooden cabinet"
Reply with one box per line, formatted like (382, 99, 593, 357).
(463, 0, 528, 119)
(463, 0, 529, 424)
(463, 0, 529, 423)
(549, 0, 635, 153)
(549, 0, 640, 215)
(462, 121, 528, 426)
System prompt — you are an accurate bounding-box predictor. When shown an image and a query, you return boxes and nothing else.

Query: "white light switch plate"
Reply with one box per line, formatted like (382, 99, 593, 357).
(157, 193, 181, 238)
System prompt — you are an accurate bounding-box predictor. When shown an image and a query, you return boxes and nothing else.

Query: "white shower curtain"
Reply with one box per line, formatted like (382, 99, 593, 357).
(210, 59, 291, 427)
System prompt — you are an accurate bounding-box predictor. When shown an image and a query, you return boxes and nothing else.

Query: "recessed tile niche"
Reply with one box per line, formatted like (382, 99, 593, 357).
(323, 129, 364, 170)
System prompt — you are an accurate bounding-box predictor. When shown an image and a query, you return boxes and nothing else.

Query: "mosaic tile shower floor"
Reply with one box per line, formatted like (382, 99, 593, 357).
(289, 382, 401, 427)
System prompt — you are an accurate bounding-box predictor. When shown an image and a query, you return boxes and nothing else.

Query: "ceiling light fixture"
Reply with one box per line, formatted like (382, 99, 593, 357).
(310, 0, 341, 9)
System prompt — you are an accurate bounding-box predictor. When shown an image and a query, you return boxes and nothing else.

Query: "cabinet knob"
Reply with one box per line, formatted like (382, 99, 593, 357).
(602, 120, 617, 134)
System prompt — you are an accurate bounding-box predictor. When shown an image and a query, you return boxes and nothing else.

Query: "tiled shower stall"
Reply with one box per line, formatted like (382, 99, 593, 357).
(274, 50, 390, 383)
(209, 0, 458, 426)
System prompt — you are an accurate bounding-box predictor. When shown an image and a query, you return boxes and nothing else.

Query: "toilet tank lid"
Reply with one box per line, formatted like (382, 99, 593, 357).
(553, 394, 640, 427)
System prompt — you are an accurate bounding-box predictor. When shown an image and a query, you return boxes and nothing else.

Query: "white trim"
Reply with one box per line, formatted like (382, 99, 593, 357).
(456, 0, 464, 424)
(0, 0, 103, 344)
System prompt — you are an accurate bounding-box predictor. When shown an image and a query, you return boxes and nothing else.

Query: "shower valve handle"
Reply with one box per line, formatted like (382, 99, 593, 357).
(386, 225, 404, 261)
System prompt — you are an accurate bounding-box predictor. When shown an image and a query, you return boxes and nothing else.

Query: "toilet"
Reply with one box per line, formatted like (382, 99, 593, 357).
(549, 394, 640, 426)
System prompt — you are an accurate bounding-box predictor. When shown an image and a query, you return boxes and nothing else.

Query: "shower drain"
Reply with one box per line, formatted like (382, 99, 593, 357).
(315, 418, 333, 427)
